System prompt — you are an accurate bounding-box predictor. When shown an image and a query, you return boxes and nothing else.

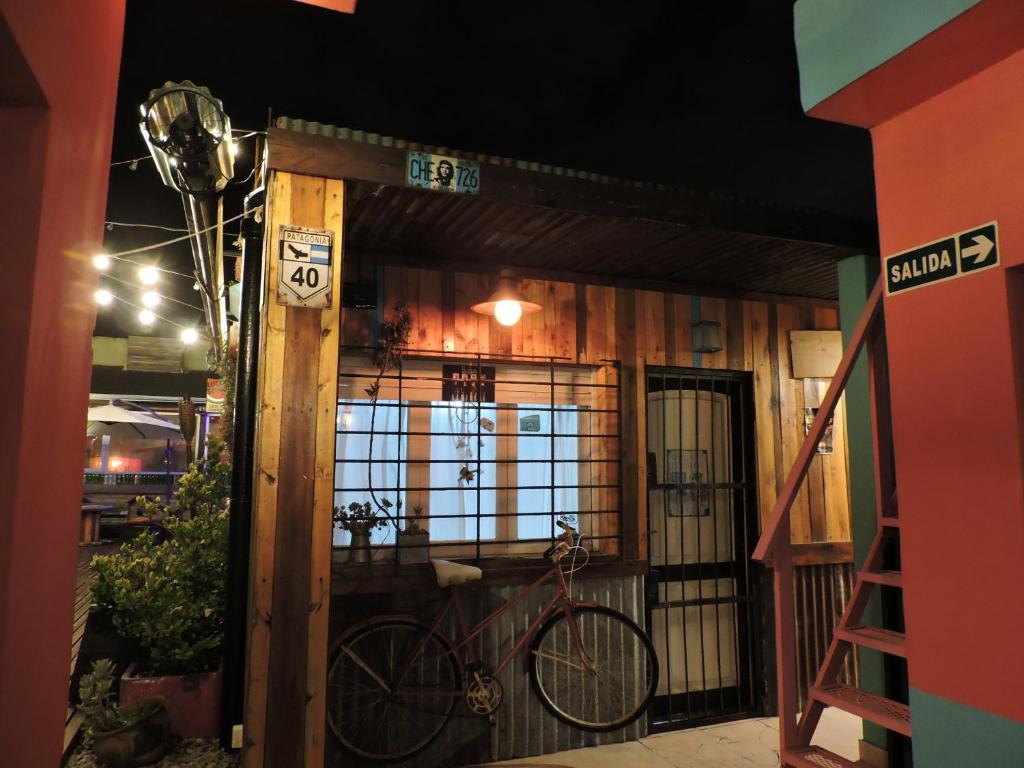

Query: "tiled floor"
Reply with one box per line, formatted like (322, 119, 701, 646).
(491, 709, 861, 767)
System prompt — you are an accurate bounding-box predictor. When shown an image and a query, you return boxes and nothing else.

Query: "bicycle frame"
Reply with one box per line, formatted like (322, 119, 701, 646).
(395, 558, 599, 689)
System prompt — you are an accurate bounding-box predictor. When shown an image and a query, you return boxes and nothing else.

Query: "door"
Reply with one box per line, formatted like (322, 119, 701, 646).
(645, 367, 762, 730)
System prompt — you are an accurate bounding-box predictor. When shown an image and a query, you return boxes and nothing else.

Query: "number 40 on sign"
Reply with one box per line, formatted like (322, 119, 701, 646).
(277, 224, 334, 309)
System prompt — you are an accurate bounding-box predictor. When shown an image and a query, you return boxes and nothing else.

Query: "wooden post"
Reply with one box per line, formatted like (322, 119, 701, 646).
(243, 171, 344, 768)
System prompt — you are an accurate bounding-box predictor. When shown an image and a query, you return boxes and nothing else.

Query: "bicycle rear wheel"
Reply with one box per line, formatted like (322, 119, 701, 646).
(529, 605, 658, 731)
(327, 618, 462, 761)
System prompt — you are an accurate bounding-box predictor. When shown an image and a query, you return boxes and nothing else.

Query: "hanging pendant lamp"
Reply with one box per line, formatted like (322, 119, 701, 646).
(470, 270, 543, 327)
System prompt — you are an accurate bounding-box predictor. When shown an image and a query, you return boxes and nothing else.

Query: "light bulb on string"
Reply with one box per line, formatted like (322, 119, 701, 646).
(180, 327, 199, 345)
(141, 290, 161, 308)
(94, 289, 113, 306)
(138, 310, 155, 326)
(139, 265, 160, 285)
(93, 253, 111, 271)
(228, 142, 239, 157)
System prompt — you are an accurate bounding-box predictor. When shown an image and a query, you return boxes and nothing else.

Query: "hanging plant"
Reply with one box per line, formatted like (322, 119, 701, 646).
(365, 302, 412, 530)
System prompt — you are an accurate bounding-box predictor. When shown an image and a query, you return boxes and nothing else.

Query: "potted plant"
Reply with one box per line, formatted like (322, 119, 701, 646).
(90, 437, 230, 739)
(333, 499, 392, 563)
(79, 659, 168, 767)
(398, 503, 430, 564)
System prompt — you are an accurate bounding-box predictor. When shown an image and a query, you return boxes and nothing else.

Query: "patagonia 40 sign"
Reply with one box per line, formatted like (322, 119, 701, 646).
(277, 224, 333, 309)
(885, 221, 999, 296)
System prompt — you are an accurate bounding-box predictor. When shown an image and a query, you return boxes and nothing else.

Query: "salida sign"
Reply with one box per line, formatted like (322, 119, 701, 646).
(885, 222, 999, 296)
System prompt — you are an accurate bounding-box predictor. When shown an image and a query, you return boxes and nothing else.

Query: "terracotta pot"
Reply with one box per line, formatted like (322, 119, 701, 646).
(120, 663, 222, 739)
(90, 702, 168, 767)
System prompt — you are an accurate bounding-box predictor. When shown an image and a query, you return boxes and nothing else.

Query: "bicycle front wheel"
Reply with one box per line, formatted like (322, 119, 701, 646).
(529, 605, 658, 732)
(327, 618, 462, 761)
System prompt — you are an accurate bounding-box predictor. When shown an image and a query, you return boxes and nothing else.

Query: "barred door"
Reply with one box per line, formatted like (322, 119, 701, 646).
(645, 367, 763, 731)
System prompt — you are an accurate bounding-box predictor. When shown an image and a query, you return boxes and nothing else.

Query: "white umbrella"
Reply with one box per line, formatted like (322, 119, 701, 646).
(87, 404, 182, 439)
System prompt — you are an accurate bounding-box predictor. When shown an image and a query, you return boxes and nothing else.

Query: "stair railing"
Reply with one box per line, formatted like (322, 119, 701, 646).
(752, 277, 883, 751)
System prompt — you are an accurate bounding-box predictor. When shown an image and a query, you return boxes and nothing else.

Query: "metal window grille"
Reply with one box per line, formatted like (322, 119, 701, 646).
(334, 348, 623, 562)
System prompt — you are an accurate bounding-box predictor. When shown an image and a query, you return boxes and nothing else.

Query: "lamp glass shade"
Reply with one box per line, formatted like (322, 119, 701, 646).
(693, 320, 723, 353)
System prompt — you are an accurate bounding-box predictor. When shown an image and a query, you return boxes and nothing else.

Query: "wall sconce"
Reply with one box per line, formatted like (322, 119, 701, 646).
(692, 320, 723, 353)
(470, 270, 542, 327)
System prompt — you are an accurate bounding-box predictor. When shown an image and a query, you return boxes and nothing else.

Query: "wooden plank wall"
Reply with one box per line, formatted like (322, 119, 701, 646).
(343, 264, 852, 552)
(244, 171, 344, 768)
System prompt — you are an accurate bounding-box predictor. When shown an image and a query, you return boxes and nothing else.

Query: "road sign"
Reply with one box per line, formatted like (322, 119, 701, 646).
(407, 152, 480, 194)
(885, 221, 999, 296)
(277, 225, 333, 308)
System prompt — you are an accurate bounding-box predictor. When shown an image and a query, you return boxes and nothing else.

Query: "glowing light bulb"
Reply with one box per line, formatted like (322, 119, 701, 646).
(139, 265, 160, 285)
(494, 299, 523, 327)
(141, 290, 160, 308)
(180, 327, 199, 345)
(138, 310, 155, 326)
(93, 253, 111, 270)
(228, 141, 239, 157)
(94, 289, 113, 306)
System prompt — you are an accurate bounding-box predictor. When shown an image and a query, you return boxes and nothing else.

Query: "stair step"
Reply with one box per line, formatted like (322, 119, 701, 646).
(811, 684, 912, 736)
(860, 569, 903, 588)
(879, 516, 901, 528)
(838, 625, 907, 657)
(784, 746, 859, 768)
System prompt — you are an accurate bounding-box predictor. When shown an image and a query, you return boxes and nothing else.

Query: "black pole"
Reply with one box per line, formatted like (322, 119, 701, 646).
(220, 183, 265, 749)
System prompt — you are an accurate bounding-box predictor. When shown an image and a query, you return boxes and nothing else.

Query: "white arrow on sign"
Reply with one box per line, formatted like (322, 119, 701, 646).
(961, 234, 994, 266)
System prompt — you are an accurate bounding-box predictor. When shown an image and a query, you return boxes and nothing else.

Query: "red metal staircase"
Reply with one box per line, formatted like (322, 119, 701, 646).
(752, 278, 910, 768)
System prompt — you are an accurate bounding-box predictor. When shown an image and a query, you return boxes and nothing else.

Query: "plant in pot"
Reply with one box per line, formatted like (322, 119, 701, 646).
(79, 658, 168, 767)
(333, 499, 392, 563)
(90, 437, 230, 739)
(397, 503, 430, 564)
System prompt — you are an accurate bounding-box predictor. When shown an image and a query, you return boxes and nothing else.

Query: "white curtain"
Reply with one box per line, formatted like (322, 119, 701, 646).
(517, 405, 579, 540)
(429, 402, 497, 542)
(334, 399, 406, 546)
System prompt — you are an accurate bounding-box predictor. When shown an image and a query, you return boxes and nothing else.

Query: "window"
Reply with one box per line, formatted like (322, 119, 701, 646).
(334, 353, 621, 560)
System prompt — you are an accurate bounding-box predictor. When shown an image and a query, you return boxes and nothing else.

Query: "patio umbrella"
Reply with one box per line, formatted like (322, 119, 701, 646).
(86, 404, 182, 439)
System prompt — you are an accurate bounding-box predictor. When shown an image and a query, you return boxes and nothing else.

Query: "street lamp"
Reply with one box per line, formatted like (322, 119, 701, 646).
(139, 81, 235, 195)
(139, 80, 234, 357)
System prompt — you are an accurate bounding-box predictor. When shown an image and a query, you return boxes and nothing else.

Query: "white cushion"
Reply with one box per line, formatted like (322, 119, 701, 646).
(430, 558, 482, 588)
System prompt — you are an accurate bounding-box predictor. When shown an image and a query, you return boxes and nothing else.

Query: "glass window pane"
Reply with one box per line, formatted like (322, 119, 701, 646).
(429, 401, 497, 542)
(516, 405, 579, 540)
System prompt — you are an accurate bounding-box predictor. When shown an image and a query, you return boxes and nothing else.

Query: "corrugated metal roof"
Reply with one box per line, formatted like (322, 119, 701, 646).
(275, 117, 864, 299)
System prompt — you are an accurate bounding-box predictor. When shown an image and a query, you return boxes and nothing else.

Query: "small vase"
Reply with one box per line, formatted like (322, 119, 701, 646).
(347, 530, 372, 563)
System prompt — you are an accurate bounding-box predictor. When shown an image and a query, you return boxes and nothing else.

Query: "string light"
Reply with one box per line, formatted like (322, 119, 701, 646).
(138, 310, 156, 326)
(180, 328, 199, 345)
(93, 253, 112, 271)
(141, 290, 161, 308)
(228, 141, 239, 157)
(139, 265, 160, 285)
(95, 289, 113, 306)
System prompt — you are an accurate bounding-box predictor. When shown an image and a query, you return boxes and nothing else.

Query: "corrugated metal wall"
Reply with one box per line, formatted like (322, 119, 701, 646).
(794, 562, 857, 709)
(327, 573, 646, 768)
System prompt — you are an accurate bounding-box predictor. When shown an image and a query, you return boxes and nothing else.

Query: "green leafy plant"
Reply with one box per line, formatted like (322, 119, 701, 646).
(334, 499, 396, 536)
(91, 437, 230, 675)
(78, 659, 157, 740)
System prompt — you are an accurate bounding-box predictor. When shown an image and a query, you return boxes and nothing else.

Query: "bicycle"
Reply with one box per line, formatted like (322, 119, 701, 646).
(326, 520, 659, 761)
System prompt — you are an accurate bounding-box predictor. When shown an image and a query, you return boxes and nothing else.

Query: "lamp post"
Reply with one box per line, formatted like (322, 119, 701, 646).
(140, 80, 234, 358)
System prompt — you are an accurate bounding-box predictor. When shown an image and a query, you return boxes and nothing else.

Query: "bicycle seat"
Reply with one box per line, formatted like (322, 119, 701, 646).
(430, 559, 482, 588)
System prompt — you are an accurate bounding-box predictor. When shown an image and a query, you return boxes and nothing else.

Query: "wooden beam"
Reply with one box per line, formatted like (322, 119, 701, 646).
(267, 125, 876, 250)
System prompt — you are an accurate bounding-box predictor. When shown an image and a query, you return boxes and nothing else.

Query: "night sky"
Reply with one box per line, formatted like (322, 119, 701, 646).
(100, 0, 875, 337)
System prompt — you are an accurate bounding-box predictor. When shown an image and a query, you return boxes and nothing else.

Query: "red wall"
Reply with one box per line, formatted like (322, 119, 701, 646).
(0, 2, 124, 764)
(870, 47, 1024, 723)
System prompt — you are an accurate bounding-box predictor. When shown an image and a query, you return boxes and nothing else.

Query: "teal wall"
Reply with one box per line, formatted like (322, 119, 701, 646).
(837, 254, 886, 749)
(794, 0, 982, 112)
(911, 688, 1024, 767)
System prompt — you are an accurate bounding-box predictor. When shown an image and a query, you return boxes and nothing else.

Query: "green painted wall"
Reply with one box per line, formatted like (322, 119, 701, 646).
(910, 688, 1024, 766)
(837, 254, 886, 749)
(794, 0, 982, 112)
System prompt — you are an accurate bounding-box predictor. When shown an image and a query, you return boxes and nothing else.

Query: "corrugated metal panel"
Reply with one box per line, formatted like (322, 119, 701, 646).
(794, 563, 857, 709)
(327, 574, 646, 768)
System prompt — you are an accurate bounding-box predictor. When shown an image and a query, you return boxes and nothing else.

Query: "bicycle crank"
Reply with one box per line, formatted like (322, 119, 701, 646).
(465, 674, 504, 718)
